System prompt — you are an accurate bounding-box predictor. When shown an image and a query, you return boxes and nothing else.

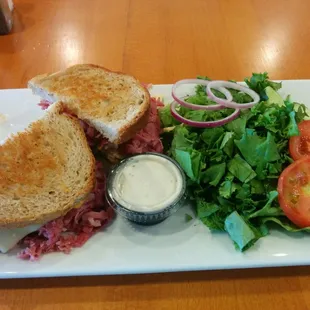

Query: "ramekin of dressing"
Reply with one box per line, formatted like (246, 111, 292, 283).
(106, 153, 186, 225)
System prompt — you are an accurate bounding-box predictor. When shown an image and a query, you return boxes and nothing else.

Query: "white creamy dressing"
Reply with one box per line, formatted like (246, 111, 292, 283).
(111, 154, 184, 213)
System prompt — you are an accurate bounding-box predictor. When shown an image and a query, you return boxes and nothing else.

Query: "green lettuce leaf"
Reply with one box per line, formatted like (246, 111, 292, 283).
(260, 217, 310, 233)
(158, 104, 179, 127)
(244, 72, 282, 100)
(225, 211, 257, 251)
(175, 149, 202, 182)
(202, 163, 226, 186)
(228, 155, 257, 183)
(234, 129, 280, 167)
(162, 72, 310, 252)
(219, 180, 238, 198)
(248, 191, 283, 218)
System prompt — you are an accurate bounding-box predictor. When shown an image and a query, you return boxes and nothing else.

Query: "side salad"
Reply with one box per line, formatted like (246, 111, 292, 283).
(159, 73, 310, 251)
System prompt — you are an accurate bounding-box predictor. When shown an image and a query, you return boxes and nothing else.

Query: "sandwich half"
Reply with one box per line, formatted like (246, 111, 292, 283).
(28, 64, 164, 162)
(0, 102, 113, 259)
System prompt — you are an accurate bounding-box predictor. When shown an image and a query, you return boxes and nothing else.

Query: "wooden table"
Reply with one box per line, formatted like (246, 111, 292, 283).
(1, 0, 310, 309)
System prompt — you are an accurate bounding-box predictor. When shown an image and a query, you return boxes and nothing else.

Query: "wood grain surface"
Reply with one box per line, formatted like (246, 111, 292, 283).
(1, 0, 310, 309)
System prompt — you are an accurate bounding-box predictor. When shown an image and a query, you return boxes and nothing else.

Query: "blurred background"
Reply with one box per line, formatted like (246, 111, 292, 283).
(1, 0, 310, 89)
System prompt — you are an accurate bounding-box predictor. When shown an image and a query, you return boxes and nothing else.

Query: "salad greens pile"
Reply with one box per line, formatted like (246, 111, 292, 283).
(159, 73, 310, 251)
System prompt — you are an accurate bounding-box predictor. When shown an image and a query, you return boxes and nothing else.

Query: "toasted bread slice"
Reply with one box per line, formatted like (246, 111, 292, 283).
(28, 64, 150, 144)
(0, 102, 95, 228)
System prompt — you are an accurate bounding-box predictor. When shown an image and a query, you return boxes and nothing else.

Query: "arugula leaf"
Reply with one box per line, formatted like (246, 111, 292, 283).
(248, 191, 282, 218)
(295, 102, 309, 122)
(197, 75, 211, 81)
(181, 107, 234, 123)
(228, 89, 253, 103)
(260, 217, 310, 232)
(186, 94, 215, 106)
(159, 104, 179, 127)
(172, 126, 197, 153)
(244, 72, 282, 100)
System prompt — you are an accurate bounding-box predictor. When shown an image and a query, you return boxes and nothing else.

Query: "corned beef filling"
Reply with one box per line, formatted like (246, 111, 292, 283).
(23, 94, 164, 259)
(39, 96, 164, 156)
(18, 162, 114, 261)
(123, 97, 164, 154)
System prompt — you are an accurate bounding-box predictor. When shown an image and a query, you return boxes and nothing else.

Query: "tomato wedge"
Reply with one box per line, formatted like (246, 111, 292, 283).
(278, 156, 310, 228)
(289, 120, 310, 160)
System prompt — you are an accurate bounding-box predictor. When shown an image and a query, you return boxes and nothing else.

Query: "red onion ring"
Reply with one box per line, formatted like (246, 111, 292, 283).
(170, 101, 240, 128)
(172, 79, 233, 111)
(206, 81, 260, 109)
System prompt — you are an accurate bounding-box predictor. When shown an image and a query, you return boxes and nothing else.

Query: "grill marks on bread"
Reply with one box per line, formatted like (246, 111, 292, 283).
(28, 64, 150, 144)
(0, 102, 95, 228)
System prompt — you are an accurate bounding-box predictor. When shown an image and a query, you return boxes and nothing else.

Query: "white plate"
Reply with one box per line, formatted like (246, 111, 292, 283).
(0, 81, 310, 279)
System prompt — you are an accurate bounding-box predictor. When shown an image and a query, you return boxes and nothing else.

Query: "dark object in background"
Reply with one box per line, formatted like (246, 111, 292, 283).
(0, 0, 13, 35)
